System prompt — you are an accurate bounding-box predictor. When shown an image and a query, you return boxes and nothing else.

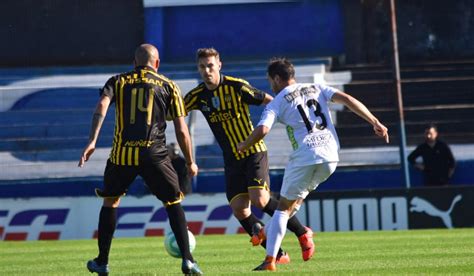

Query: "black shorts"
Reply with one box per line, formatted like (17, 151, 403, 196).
(225, 151, 270, 203)
(101, 158, 182, 205)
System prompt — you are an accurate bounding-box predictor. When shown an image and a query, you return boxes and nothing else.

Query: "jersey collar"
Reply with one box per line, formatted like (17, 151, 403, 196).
(203, 73, 224, 91)
(135, 65, 157, 72)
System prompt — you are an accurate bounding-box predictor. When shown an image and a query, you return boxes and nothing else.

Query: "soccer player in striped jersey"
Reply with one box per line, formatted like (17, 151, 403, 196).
(79, 44, 202, 275)
(184, 48, 314, 264)
(238, 57, 389, 271)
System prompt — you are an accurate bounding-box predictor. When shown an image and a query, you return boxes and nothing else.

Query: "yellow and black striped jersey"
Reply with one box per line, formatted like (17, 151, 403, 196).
(184, 74, 267, 161)
(100, 66, 186, 166)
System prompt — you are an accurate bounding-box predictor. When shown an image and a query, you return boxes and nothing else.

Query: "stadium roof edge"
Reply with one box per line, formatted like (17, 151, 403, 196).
(144, 0, 298, 8)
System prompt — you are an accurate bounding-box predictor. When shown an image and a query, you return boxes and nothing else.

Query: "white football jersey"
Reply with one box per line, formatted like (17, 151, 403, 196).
(258, 83, 340, 166)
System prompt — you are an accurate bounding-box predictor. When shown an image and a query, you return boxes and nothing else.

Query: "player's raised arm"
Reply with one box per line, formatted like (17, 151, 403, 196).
(237, 125, 270, 153)
(331, 91, 389, 143)
(262, 93, 273, 105)
(78, 94, 111, 167)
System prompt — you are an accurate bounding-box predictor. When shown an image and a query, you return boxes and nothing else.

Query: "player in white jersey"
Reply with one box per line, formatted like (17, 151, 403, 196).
(237, 58, 389, 271)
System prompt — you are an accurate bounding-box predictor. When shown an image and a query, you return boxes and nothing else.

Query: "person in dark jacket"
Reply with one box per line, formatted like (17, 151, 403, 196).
(408, 124, 455, 186)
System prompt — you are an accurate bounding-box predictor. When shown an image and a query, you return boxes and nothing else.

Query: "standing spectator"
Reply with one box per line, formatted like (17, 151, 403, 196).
(408, 124, 456, 186)
(168, 142, 192, 195)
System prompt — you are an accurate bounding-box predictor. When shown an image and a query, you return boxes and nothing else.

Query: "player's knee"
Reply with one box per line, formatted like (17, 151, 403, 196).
(248, 190, 270, 209)
(277, 196, 299, 212)
(232, 207, 250, 220)
(250, 197, 268, 209)
(230, 202, 251, 219)
(288, 204, 301, 218)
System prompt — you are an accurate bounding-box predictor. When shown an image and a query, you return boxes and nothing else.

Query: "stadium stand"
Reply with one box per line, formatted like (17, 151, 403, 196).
(1, 58, 473, 193)
(0, 58, 332, 180)
(333, 60, 474, 147)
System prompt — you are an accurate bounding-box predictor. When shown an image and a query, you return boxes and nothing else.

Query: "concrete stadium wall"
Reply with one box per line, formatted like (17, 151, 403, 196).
(1, 160, 473, 198)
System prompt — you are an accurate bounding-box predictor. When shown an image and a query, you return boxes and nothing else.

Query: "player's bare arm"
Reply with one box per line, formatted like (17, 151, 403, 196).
(237, 125, 270, 153)
(262, 93, 274, 105)
(173, 116, 198, 177)
(78, 94, 111, 167)
(331, 91, 389, 143)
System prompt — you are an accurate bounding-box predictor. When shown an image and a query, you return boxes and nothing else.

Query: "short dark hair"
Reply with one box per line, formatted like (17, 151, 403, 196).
(267, 57, 295, 81)
(196, 47, 220, 61)
(426, 123, 438, 132)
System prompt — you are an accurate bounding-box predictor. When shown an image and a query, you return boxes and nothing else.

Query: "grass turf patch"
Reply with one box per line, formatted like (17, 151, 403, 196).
(1, 228, 473, 275)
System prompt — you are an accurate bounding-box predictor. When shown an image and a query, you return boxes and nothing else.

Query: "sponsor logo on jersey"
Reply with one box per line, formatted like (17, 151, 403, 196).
(209, 110, 234, 123)
(303, 132, 330, 148)
(200, 100, 211, 112)
(124, 140, 154, 147)
(125, 77, 163, 86)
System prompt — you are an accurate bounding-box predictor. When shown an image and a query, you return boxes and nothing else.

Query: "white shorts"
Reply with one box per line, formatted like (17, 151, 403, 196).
(280, 162, 338, 200)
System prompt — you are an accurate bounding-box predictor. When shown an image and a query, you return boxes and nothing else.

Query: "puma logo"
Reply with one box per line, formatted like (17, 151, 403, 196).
(410, 195, 462, 228)
(253, 178, 263, 185)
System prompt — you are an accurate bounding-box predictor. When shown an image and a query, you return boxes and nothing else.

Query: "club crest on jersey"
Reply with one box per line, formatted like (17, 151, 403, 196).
(211, 96, 220, 109)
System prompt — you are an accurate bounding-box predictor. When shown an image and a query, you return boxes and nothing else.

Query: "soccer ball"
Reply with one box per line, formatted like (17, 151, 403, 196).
(164, 230, 196, 258)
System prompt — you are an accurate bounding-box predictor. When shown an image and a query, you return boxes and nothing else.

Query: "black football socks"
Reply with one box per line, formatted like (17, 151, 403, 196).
(97, 206, 117, 265)
(166, 203, 194, 262)
(238, 214, 260, 236)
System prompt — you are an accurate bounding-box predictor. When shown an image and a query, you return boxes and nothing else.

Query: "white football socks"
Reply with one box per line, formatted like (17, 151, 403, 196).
(266, 210, 289, 258)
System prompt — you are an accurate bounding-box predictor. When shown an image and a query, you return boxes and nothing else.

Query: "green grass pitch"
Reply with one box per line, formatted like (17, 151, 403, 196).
(1, 229, 473, 275)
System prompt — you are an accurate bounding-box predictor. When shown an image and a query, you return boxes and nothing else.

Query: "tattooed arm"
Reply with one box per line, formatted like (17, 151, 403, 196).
(78, 95, 111, 167)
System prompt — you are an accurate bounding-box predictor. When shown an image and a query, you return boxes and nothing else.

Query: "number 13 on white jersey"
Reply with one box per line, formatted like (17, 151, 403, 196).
(258, 83, 340, 165)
